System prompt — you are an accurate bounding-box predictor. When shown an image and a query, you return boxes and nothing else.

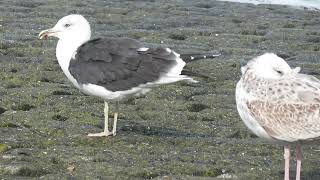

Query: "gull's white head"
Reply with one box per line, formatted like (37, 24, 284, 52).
(38, 14, 91, 43)
(242, 53, 298, 79)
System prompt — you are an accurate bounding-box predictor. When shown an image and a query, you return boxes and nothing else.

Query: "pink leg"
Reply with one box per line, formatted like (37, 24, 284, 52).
(284, 145, 290, 180)
(296, 143, 302, 180)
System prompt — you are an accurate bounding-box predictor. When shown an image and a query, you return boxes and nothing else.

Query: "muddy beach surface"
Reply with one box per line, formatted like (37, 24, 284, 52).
(1, 0, 320, 179)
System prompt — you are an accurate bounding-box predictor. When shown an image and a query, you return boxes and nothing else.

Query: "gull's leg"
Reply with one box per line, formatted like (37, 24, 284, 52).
(88, 101, 113, 137)
(296, 143, 302, 180)
(284, 145, 290, 180)
(111, 101, 119, 136)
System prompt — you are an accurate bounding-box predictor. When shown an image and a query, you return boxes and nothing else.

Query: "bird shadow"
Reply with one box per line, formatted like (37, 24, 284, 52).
(118, 121, 209, 138)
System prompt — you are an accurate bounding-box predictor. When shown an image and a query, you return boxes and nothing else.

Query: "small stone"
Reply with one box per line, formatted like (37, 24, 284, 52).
(67, 165, 76, 173)
(216, 173, 238, 179)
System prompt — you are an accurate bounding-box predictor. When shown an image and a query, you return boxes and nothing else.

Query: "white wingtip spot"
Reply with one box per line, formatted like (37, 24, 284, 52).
(191, 56, 194, 60)
(293, 67, 301, 74)
(166, 48, 172, 53)
(203, 55, 206, 58)
(138, 47, 149, 52)
(72, 51, 77, 59)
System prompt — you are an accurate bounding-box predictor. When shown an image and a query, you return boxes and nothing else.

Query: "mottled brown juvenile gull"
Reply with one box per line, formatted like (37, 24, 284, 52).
(236, 53, 320, 180)
(38, 14, 220, 137)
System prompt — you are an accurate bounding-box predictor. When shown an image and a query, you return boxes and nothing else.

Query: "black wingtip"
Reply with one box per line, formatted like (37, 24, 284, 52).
(180, 53, 221, 63)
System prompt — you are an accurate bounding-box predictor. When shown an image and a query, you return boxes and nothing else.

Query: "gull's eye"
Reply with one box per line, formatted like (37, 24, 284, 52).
(64, 23, 71, 28)
(275, 69, 283, 75)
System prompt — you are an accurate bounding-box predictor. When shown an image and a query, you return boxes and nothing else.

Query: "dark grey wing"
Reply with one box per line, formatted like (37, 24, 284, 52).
(69, 38, 178, 92)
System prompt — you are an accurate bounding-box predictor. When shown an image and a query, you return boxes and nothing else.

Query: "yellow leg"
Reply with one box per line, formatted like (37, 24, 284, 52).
(104, 101, 109, 133)
(88, 101, 113, 137)
(111, 101, 120, 136)
(112, 112, 118, 136)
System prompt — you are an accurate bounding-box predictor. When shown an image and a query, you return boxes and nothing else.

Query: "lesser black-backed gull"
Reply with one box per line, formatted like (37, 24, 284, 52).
(38, 14, 220, 137)
(236, 53, 320, 180)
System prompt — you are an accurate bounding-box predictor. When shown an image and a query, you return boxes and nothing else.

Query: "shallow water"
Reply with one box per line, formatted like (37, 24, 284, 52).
(219, 0, 320, 9)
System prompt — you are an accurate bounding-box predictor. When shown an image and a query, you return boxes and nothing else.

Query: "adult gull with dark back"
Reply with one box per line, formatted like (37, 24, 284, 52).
(236, 53, 320, 180)
(38, 14, 220, 137)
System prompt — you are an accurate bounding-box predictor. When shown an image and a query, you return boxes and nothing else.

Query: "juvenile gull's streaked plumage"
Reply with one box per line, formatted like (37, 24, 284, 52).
(38, 14, 220, 137)
(236, 53, 320, 180)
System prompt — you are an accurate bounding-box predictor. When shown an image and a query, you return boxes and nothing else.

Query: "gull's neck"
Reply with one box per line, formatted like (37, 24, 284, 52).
(56, 37, 90, 88)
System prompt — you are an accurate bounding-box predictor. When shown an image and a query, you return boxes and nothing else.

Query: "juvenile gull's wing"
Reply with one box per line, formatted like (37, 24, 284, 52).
(247, 100, 320, 142)
(246, 74, 320, 142)
(69, 38, 179, 92)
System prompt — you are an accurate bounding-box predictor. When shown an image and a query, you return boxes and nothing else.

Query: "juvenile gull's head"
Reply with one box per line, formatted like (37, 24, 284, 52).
(38, 14, 91, 43)
(242, 53, 298, 79)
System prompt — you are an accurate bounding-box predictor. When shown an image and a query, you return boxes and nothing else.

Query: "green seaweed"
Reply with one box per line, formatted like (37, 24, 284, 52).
(0, 144, 8, 153)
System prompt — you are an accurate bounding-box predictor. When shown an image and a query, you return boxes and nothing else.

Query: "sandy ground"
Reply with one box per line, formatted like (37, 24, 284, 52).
(1, 0, 320, 179)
